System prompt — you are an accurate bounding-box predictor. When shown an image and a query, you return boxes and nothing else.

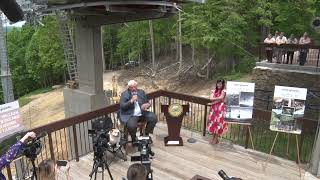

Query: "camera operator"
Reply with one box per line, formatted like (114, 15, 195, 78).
(127, 163, 147, 180)
(0, 132, 36, 180)
(130, 136, 154, 180)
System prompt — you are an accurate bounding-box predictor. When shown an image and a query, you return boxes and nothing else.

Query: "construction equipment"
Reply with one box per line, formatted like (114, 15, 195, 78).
(111, 75, 120, 103)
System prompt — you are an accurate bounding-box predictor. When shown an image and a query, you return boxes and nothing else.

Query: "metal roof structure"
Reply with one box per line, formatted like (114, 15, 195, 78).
(30, 0, 182, 25)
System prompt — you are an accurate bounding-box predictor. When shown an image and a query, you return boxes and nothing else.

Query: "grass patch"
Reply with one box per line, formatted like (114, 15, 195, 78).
(18, 87, 53, 107)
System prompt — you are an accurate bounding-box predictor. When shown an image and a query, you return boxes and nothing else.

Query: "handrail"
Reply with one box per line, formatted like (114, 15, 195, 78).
(29, 90, 164, 134)
(3, 89, 319, 179)
(29, 89, 318, 134)
(262, 43, 320, 49)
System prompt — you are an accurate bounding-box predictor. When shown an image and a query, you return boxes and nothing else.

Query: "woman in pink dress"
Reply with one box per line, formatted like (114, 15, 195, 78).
(208, 79, 227, 144)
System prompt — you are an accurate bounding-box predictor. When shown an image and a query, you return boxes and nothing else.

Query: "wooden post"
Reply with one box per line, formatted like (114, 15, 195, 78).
(72, 125, 80, 162)
(265, 132, 279, 167)
(269, 132, 279, 155)
(286, 133, 290, 156)
(248, 126, 255, 150)
(153, 98, 156, 115)
(317, 49, 319, 67)
(48, 133, 55, 161)
(6, 166, 12, 180)
(299, 129, 305, 160)
(202, 105, 208, 136)
(296, 135, 302, 177)
(245, 126, 250, 149)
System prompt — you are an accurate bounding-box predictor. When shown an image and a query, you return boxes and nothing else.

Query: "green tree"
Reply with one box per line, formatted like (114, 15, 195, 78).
(25, 16, 65, 88)
(7, 25, 36, 97)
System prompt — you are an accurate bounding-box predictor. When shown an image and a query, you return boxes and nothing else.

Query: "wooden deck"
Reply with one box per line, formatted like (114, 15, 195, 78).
(63, 122, 309, 180)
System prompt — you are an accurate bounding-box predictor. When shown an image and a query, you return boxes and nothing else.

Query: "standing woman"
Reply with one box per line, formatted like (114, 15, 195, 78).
(208, 79, 227, 144)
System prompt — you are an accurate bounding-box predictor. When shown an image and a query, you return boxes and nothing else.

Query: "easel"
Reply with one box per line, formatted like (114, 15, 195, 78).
(265, 131, 301, 177)
(226, 121, 255, 150)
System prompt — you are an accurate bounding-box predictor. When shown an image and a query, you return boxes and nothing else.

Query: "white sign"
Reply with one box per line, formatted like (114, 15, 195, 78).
(225, 81, 255, 121)
(0, 101, 24, 140)
(270, 86, 307, 134)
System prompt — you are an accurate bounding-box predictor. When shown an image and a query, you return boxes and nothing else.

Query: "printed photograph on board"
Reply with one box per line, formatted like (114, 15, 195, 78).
(269, 86, 307, 134)
(225, 81, 255, 121)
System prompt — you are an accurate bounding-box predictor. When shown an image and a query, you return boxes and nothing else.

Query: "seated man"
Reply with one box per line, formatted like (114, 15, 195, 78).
(119, 80, 157, 142)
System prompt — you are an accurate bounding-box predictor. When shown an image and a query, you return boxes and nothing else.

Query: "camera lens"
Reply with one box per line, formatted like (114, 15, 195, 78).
(218, 170, 230, 180)
(313, 19, 320, 27)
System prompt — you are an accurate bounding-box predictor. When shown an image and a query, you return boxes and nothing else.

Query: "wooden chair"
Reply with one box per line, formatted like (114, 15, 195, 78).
(117, 112, 147, 154)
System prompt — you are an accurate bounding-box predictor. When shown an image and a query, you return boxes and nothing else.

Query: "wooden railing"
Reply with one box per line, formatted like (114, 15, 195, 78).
(2, 89, 318, 179)
(259, 43, 320, 67)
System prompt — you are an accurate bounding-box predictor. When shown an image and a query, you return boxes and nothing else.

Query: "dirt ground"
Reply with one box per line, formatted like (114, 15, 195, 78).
(20, 69, 251, 129)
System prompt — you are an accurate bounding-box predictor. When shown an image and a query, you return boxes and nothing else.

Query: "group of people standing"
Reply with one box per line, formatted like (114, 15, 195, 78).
(264, 31, 312, 65)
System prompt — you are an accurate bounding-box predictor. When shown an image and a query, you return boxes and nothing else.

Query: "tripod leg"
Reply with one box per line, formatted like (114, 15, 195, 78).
(94, 169, 97, 180)
(105, 165, 114, 180)
(31, 160, 37, 180)
(102, 165, 104, 180)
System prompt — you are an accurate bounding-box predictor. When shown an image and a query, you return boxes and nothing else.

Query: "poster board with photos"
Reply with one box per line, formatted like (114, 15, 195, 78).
(225, 81, 255, 123)
(0, 101, 24, 141)
(270, 86, 307, 135)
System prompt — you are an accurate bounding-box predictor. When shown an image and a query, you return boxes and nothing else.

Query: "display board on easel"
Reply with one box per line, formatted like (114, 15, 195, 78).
(224, 81, 255, 149)
(270, 86, 307, 134)
(225, 81, 255, 122)
(266, 86, 307, 177)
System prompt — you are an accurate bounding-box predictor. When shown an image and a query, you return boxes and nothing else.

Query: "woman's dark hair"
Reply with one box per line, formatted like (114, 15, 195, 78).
(38, 159, 55, 180)
(215, 79, 225, 92)
(127, 163, 147, 180)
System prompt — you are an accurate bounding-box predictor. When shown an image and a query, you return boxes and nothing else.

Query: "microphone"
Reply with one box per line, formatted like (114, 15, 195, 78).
(132, 92, 138, 102)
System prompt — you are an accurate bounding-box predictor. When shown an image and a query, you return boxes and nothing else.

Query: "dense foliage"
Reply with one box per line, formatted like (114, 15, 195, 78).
(0, 0, 318, 103)
(2, 16, 65, 103)
(103, 0, 319, 71)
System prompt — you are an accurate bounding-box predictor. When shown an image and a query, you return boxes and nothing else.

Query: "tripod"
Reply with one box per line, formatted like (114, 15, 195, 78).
(89, 152, 113, 180)
(30, 158, 37, 180)
(107, 139, 127, 165)
(145, 164, 153, 180)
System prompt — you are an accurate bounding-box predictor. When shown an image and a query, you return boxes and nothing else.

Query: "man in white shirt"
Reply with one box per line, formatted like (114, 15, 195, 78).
(264, 34, 275, 63)
(119, 80, 157, 142)
(275, 32, 287, 63)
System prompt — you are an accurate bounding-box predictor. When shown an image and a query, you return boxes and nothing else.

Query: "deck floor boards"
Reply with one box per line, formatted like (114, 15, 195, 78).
(62, 122, 307, 180)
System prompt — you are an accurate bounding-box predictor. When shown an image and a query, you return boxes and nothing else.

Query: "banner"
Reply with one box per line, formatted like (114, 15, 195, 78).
(225, 81, 255, 121)
(270, 86, 307, 134)
(0, 101, 24, 141)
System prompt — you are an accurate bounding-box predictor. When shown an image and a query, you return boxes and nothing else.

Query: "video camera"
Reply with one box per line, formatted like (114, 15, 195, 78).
(218, 170, 243, 180)
(22, 132, 47, 160)
(88, 117, 113, 158)
(131, 136, 154, 180)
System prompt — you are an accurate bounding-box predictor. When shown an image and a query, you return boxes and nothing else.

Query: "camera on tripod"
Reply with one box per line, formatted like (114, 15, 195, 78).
(88, 117, 113, 157)
(131, 136, 154, 180)
(21, 132, 47, 180)
(22, 132, 47, 160)
(88, 116, 116, 180)
(218, 170, 243, 180)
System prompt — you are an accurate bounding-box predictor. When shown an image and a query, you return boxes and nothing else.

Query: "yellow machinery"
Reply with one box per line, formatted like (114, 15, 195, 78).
(112, 75, 120, 103)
